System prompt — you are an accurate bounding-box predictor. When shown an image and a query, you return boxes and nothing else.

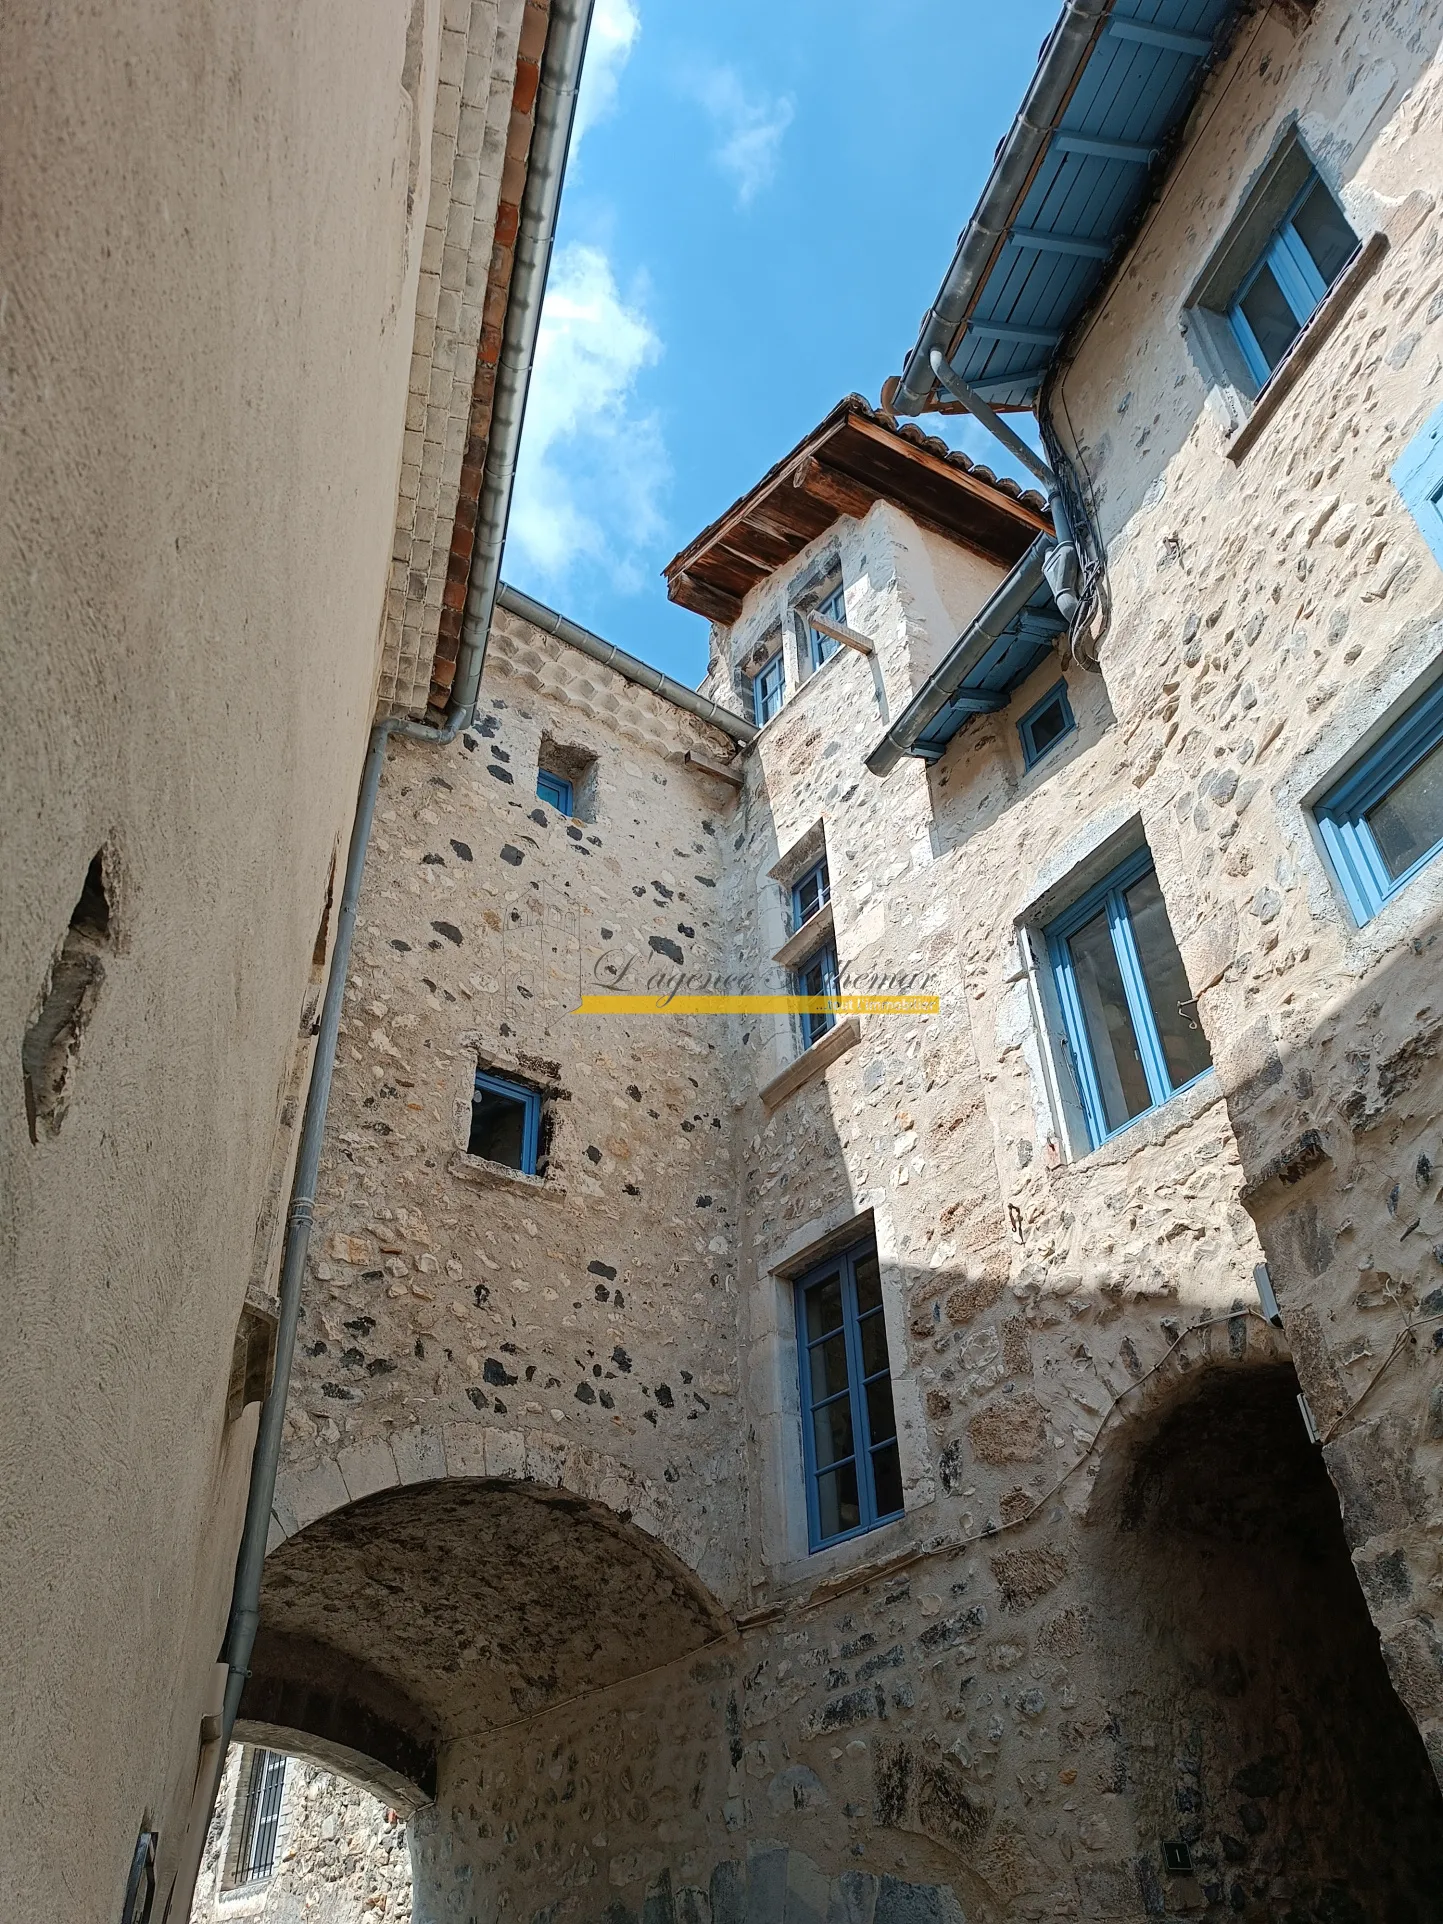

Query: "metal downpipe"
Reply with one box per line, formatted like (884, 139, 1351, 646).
(865, 536, 1053, 777)
(893, 0, 1113, 416)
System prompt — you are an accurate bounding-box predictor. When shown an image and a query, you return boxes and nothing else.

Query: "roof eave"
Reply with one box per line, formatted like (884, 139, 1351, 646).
(893, 0, 1113, 417)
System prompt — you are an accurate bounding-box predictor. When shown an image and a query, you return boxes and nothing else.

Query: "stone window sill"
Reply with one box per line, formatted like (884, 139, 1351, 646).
(773, 902, 835, 970)
(1226, 230, 1388, 465)
(759, 1016, 861, 1111)
(448, 1152, 563, 1198)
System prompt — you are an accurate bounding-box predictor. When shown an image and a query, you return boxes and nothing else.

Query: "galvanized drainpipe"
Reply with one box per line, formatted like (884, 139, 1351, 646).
(162, 5, 594, 1915)
(890, 0, 1113, 418)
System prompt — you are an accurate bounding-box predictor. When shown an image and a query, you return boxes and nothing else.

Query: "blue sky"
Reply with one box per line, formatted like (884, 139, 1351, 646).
(506, 0, 1058, 685)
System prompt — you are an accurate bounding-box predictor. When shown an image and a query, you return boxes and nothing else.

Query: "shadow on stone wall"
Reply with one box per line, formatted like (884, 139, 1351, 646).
(1085, 1357, 1443, 1917)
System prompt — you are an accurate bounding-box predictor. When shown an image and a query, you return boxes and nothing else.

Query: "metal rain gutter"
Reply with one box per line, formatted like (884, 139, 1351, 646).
(165, 7, 598, 1917)
(865, 536, 1053, 777)
(496, 582, 757, 744)
(892, 0, 1113, 417)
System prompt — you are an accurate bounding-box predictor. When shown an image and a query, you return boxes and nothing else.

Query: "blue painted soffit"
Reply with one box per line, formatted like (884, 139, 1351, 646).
(912, 582, 1067, 762)
(892, 0, 1248, 416)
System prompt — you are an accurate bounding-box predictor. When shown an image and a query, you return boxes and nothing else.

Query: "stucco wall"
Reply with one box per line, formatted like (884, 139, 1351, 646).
(0, 3, 516, 1917)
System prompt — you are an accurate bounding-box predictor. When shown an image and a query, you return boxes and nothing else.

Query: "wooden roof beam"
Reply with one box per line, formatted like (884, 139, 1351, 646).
(665, 571, 744, 624)
(791, 456, 876, 520)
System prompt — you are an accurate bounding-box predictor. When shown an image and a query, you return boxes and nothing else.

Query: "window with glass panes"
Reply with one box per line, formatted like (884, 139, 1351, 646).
(794, 943, 838, 1049)
(1315, 676, 1443, 923)
(469, 1069, 542, 1173)
(232, 1749, 287, 1885)
(1227, 172, 1358, 387)
(796, 1240, 902, 1549)
(753, 651, 785, 725)
(791, 857, 830, 929)
(1045, 850, 1212, 1149)
(807, 584, 847, 671)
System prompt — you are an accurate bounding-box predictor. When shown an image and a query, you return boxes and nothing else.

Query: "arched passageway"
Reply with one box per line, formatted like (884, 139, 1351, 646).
(238, 1476, 728, 1806)
(1089, 1363, 1443, 1920)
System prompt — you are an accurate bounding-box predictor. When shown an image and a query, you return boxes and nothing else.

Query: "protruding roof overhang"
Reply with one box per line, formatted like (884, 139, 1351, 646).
(888, 0, 1252, 418)
(663, 395, 1050, 625)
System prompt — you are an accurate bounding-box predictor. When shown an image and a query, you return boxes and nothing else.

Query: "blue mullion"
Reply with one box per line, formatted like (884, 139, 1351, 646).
(1048, 931, 1113, 1148)
(1105, 886, 1176, 1110)
(838, 1252, 880, 1535)
(1274, 220, 1329, 310)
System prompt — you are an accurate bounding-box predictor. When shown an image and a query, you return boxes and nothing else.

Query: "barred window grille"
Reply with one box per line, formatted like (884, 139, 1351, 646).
(235, 1749, 287, 1884)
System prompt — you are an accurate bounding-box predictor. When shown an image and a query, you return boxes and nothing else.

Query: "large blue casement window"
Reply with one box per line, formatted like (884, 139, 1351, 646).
(1017, 680, 1075, 769)
(807, 584, 848, 671)
(1046, 849, 1212, 1148)
(791, 856, 830, 930)
(753, 650, 785, 725)
(796, 1240, 902, 1550)
(536, 767, 573, 814)
(1393, 400, 1443, 571)
(1227, 172, 1358, 387)
(794, 943, 839, 1049)
(469, 1069, 541, 1173)
(1315, 677, 1443, 925)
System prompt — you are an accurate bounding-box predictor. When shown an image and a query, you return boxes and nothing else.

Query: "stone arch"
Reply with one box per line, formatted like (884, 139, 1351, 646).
(1079, 1344, 1443, 1911)
(243, 1465, 731, 1822)
(270, 1414, 718, 1589)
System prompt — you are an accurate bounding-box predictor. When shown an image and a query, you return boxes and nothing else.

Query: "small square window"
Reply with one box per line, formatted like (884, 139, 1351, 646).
(1017, 680, 1075, 768)
(1393, 400, 1443, 571)
(796, 1239, 902, 1551)
(1045, 849, 1211, 1149)
(791, 857, 831, 930)
(794, 943, 839, 1050)
(469, 1070, 542, 1174)
(536, 768, 573, 814)
(753, 651, 785, 725)
(1315, 675, 1443, 924)
(807, 584, 848, 671)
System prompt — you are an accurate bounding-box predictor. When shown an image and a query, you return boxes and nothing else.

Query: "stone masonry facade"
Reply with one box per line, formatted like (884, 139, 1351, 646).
(251, 6, 1443, 1923)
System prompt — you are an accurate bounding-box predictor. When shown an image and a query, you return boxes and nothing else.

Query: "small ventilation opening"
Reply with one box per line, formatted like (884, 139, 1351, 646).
(22, 851, 112, 1143)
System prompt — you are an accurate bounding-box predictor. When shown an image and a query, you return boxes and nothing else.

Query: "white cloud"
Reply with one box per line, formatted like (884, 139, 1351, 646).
(572, 0, 640, 148)
(692, 66, 795, 207)
(509, 243, 667, 592)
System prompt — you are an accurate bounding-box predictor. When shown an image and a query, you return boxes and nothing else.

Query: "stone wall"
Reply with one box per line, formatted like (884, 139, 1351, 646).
(1046, 0, 1443, 1787)
(254, 8, 1443, 1920)
(193, 1747, 413, 1922)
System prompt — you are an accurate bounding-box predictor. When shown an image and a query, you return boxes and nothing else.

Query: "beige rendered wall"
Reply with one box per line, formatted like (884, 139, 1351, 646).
(0, 3, 446, 1917)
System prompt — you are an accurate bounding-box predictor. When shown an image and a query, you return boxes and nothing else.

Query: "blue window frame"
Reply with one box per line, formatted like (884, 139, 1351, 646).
(1045, 849, 1212, 1149)
(469, 1069, 541, 1174)
(1393, 400, 1443, 571)
(536, 768, 573, 814)
(791, 857, 830, 930)
(807, 584, 848, 671)
(753, 651, 785, 725)
(1315, 676, 1443, 925)
(794, 943, 839, 1050)
(1227, 173, 1358, 387)
(1017, 680, 1076, 769)
(796, 1239, 902, 1551)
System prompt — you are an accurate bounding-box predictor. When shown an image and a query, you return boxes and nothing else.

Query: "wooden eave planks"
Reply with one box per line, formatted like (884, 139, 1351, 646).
(664, 409, 1048, 622)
